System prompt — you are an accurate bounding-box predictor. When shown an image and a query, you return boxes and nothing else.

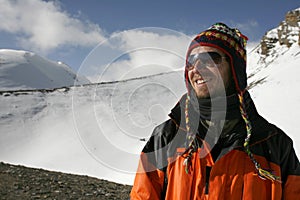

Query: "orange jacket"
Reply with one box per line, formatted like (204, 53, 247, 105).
(130, 95, 300, 199)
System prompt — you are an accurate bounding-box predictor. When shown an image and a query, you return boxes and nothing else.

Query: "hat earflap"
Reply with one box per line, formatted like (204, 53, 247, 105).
(238, 92, 281, 182)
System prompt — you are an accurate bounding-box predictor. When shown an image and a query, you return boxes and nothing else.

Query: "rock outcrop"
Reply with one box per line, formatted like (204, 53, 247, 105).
(260, 8, 300, 56)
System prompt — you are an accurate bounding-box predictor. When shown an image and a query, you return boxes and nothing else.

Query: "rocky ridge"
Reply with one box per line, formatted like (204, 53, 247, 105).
(260, 8, 299, 57)
(0, 162, 132, 200)
(247, 7, 300, 89)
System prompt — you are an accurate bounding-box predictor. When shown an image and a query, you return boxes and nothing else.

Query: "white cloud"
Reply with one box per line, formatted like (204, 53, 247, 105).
(0, 0, 106, 53)
(80, 28, 192, 82)
(234, 20, 259, 32)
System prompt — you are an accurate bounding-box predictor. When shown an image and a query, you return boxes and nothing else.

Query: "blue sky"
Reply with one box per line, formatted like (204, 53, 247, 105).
(0, 0, 299, 78)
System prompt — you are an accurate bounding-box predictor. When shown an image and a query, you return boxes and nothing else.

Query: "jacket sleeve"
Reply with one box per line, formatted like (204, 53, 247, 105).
(130, 119, 176, 200)
(282, 138, 300, 199)
(130, 152, 165, 200)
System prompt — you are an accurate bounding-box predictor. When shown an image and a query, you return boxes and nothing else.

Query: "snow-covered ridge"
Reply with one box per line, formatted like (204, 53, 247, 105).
(0, 49, 90, 91)
(246, 7, 300, 161)
(254, 7, 299, 64)
(247, 7, 300, 86)
(0, 69, 186, 185)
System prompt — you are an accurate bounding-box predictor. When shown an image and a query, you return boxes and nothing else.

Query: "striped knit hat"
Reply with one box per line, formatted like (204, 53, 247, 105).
(183, 23, 280, 182)
(185, 22, 248, 93)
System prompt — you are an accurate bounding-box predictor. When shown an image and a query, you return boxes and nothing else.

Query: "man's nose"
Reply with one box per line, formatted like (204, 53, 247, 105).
(192, 61, 208, 73)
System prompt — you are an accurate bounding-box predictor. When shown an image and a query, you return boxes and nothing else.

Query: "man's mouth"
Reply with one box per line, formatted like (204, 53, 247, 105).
(195, 76, 208, 85)
(196, 79, 207, 84)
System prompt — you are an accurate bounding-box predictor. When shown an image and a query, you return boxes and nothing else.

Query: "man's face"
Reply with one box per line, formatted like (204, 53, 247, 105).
(187, 46, 234, 99)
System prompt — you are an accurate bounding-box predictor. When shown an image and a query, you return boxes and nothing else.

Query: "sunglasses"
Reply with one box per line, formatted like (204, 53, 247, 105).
(186, 52, 228, 70)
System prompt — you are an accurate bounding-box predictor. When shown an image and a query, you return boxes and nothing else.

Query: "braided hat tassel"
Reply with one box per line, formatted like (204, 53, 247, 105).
(183, 94, 197, 174)
(238, 93, 281, 183)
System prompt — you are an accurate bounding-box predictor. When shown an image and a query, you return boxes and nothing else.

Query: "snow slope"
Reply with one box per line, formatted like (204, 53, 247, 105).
(0, 49, 90, 90)
(247, 11, 300, 155)
(248, 44, 300, 156)
(0, 71, 185, 184)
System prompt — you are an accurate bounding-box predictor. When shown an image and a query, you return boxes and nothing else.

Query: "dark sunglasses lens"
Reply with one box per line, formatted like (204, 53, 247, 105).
(208, 52, 222, 64)
(187, 52, 222, 69)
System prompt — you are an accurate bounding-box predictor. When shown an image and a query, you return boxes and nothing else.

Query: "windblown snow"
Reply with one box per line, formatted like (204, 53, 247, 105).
(0, 70, 185, 184)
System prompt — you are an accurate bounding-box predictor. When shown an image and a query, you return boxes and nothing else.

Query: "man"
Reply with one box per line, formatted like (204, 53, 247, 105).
(130, 23, 300, 199)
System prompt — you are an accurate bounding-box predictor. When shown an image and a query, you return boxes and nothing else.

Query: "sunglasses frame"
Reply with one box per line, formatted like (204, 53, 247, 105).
(186, 52, 228, 71)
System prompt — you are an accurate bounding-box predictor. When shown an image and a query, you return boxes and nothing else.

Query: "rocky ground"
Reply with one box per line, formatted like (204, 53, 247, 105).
(0, 162, 132, 200)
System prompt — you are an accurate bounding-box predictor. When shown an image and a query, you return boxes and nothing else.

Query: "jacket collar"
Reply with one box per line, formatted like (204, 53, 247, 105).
(169, 91, 257, 129)
(168, 90, 263, 148)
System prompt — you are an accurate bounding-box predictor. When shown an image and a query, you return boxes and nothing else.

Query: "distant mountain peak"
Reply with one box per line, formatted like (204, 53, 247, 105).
(260, 8, 299, 57)
(247, 7, 300, 90)
(0, 49, 90, 91)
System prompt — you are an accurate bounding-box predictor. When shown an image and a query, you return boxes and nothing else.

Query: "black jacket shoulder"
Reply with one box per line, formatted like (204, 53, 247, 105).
(142, 119, 179, 154)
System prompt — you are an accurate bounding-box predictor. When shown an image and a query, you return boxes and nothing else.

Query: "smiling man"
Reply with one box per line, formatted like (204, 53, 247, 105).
(186, 46, 235, 98)
(130, 23, 300, 200)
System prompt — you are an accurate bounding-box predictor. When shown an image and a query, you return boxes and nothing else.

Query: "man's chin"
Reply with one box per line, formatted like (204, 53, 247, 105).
(194, 91, 211, 99)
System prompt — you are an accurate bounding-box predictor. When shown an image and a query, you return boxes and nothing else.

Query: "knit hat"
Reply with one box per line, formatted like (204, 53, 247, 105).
(183, 23, 280, 182)
(185, 22, 248, 93)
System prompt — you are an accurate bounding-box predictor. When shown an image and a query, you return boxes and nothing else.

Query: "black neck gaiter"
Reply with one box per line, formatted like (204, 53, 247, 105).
(189, 90, 242, 121)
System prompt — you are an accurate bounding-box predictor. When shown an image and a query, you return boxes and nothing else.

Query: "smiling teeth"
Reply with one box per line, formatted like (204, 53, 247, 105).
(196, 79, 206, 84)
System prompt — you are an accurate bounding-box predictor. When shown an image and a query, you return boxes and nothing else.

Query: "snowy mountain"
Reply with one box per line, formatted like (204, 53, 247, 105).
(0, 8, 299, 186)
(248, 8, 300, 85)
(0, 70, 185, 185)
(247, 7, 300, 154)
(0, 49, 90, 91)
